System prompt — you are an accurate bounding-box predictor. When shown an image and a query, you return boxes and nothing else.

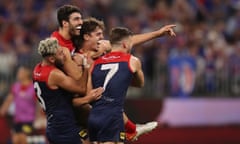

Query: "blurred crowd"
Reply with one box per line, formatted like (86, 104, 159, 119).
(0, 0, 240, 99)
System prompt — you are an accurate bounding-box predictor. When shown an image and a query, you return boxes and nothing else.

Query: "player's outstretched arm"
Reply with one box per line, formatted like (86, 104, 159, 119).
(89, 25, 176, 55)
(131, 24, 176, 46)
(130, 56, 144, 88)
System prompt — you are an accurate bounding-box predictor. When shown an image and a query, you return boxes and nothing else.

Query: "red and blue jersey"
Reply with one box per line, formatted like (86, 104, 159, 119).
(91, 51, 134, 112)
(33, 63, 81, 144)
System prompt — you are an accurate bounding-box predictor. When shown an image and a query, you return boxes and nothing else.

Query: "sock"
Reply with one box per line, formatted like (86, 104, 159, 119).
(125, 119, 136, 133)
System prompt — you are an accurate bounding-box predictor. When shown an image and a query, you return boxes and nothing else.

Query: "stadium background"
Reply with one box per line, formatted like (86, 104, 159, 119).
(0, 0, 240, 143)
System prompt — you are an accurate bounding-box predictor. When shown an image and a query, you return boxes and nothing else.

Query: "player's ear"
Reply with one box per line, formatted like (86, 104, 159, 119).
(48, 56, 55, 63)
(84, 34, 90, 41)
(122, 41, 127, 49)
(62, 20, 68, 27)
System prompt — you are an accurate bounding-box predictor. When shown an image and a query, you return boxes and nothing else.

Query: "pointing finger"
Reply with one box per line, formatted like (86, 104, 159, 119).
(166, 24, 176, 28)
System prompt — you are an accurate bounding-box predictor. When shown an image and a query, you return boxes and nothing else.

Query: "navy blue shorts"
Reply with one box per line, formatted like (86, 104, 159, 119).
(47, 128, 85, 144)
(88, 111, 125, 142)
(47, 135, 82, 144)
(13, 122, 33, 134)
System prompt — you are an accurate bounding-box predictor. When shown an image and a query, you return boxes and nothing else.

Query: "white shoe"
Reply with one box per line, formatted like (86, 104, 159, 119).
(134, 121, 158, 141)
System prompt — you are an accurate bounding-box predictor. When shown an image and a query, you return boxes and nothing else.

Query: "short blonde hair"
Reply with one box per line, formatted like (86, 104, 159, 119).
(38, 37, 59, 57)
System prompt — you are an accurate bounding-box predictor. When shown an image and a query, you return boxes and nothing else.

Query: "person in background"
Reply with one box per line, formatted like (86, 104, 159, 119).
(0, 66, 37, 144)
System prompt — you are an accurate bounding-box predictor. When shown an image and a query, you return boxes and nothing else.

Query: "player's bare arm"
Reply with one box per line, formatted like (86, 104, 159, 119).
(130, 55, 144, 88)
(48, 68, 87, 95)
(77, 65, 88, 93)
(91, 25, 176, 56)
(71, 57, 104, 106)
(72, 87, 103, 106)
(85, 63, 104, 102)
(62, 47, 83, 80)
(131, 24, 176, 46)
(86, 63, 94, 93)
(72, 53, 91, 91)
(72, 53, 84, 68)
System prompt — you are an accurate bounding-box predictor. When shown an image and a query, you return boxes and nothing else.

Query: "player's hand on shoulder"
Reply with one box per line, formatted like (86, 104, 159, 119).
(98, 40, 111, 53)
(86, 87, 104, 102)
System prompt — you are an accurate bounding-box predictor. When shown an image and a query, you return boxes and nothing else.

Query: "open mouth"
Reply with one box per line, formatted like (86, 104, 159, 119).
(76, 26, 82, 30)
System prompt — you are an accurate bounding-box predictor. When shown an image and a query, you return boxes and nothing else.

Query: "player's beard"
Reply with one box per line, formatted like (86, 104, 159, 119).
(69, 24, 81, 37)
(55, 59, 64, 70)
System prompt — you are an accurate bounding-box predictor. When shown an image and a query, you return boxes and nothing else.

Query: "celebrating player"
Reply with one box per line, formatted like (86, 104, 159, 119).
(51, 5, 84, 80)
(50, 4, 176, 142)
(33, 37, 104, 144)
(87, 27, 144, 144)
(72, 17, 160, 141)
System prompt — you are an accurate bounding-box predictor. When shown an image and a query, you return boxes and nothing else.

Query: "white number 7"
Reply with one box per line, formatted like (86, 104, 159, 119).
(101, 63, 119, 89)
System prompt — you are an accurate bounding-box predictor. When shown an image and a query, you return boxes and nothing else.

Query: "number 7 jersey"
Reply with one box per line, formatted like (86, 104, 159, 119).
(91, 51, 134, 111)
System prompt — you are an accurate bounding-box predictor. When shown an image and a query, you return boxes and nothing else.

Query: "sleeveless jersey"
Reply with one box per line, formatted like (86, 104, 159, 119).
(91, 51, 133, 112)
(32, 63, 81, 143)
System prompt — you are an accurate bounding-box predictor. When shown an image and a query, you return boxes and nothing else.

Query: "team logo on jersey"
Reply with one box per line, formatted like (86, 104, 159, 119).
(120, 132, 125, 140)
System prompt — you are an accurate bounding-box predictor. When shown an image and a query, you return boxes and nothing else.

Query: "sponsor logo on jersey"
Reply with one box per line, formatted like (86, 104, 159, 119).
(102, 56, 120, 60)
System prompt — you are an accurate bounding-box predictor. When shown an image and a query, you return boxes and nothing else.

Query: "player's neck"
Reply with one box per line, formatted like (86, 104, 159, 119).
(58, 28, 71, 40)
(80, 44, 89, 53)
(111, 47, 126, 53)
(81, 43, 96, 55)
(41, 59, 53, 67)
(79, 48, 93, 58)
(83, 41, 95, 51)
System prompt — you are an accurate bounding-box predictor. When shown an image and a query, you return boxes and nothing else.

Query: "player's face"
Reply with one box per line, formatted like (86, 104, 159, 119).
(87, 28, 106, 58)
(85, 27, 103, 51)
(90, 27, 104, 41)
(68, 12, 83, 36)
(54, 47, 66, 68)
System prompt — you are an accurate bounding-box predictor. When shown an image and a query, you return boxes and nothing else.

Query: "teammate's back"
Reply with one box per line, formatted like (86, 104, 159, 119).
(91, 51, 133, 111)
(88, 27, 144, 143)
